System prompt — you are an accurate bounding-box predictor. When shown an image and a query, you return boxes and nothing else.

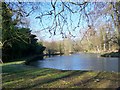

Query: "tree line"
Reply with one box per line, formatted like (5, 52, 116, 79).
(42, 24, 119, 55)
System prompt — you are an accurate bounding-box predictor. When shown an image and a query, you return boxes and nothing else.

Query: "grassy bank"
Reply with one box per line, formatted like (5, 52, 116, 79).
(80, 51, 120, 58)
(1, 61, 120, 89)
(101, 52, 120, 57)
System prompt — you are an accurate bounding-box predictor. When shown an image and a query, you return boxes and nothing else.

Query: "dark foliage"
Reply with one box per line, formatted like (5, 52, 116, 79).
(1, 2, 45, 62)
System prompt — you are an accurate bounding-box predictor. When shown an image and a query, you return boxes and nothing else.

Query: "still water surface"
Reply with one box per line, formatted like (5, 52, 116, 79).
(29, 53, 120, 72)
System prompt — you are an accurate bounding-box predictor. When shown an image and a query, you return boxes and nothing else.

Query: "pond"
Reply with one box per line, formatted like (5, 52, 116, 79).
(29, 53, 120, 72)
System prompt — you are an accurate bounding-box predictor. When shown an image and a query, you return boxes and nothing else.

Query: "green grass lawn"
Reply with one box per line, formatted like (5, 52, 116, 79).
(1, 61, 120, 89)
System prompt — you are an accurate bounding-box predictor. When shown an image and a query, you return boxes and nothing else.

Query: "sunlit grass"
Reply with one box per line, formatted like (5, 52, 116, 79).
(2, 61, 120, 89)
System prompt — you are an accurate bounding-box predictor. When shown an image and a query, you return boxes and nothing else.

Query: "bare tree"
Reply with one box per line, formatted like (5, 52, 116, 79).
(3, 1, 120, 52)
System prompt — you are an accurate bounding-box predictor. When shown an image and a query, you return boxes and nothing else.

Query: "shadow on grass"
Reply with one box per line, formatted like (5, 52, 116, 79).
(2, 62, 120, 89)
(23, 71, 87, 89)
(3, 62, 67, 82)
(2, 68, 52, 83)
(2, 62, 88, 89)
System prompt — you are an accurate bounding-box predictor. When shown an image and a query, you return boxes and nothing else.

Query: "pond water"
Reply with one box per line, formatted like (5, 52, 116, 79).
(29, 53, 120, 72)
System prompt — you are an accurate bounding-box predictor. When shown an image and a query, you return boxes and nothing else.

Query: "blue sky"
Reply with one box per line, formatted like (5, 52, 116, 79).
(19, 2, 111, 42)
(25, 2, 89, 41)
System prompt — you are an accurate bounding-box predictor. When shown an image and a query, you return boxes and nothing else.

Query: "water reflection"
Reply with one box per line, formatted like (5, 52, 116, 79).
(29, 53, 120, 72)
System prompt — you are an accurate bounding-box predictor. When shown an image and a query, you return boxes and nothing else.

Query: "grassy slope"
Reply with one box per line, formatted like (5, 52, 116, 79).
(1, 61, 120, 89)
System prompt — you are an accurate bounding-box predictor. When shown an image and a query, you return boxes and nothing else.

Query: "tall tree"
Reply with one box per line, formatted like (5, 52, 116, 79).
(111, 2, 120, 52)
(2, 2, 45, 62)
